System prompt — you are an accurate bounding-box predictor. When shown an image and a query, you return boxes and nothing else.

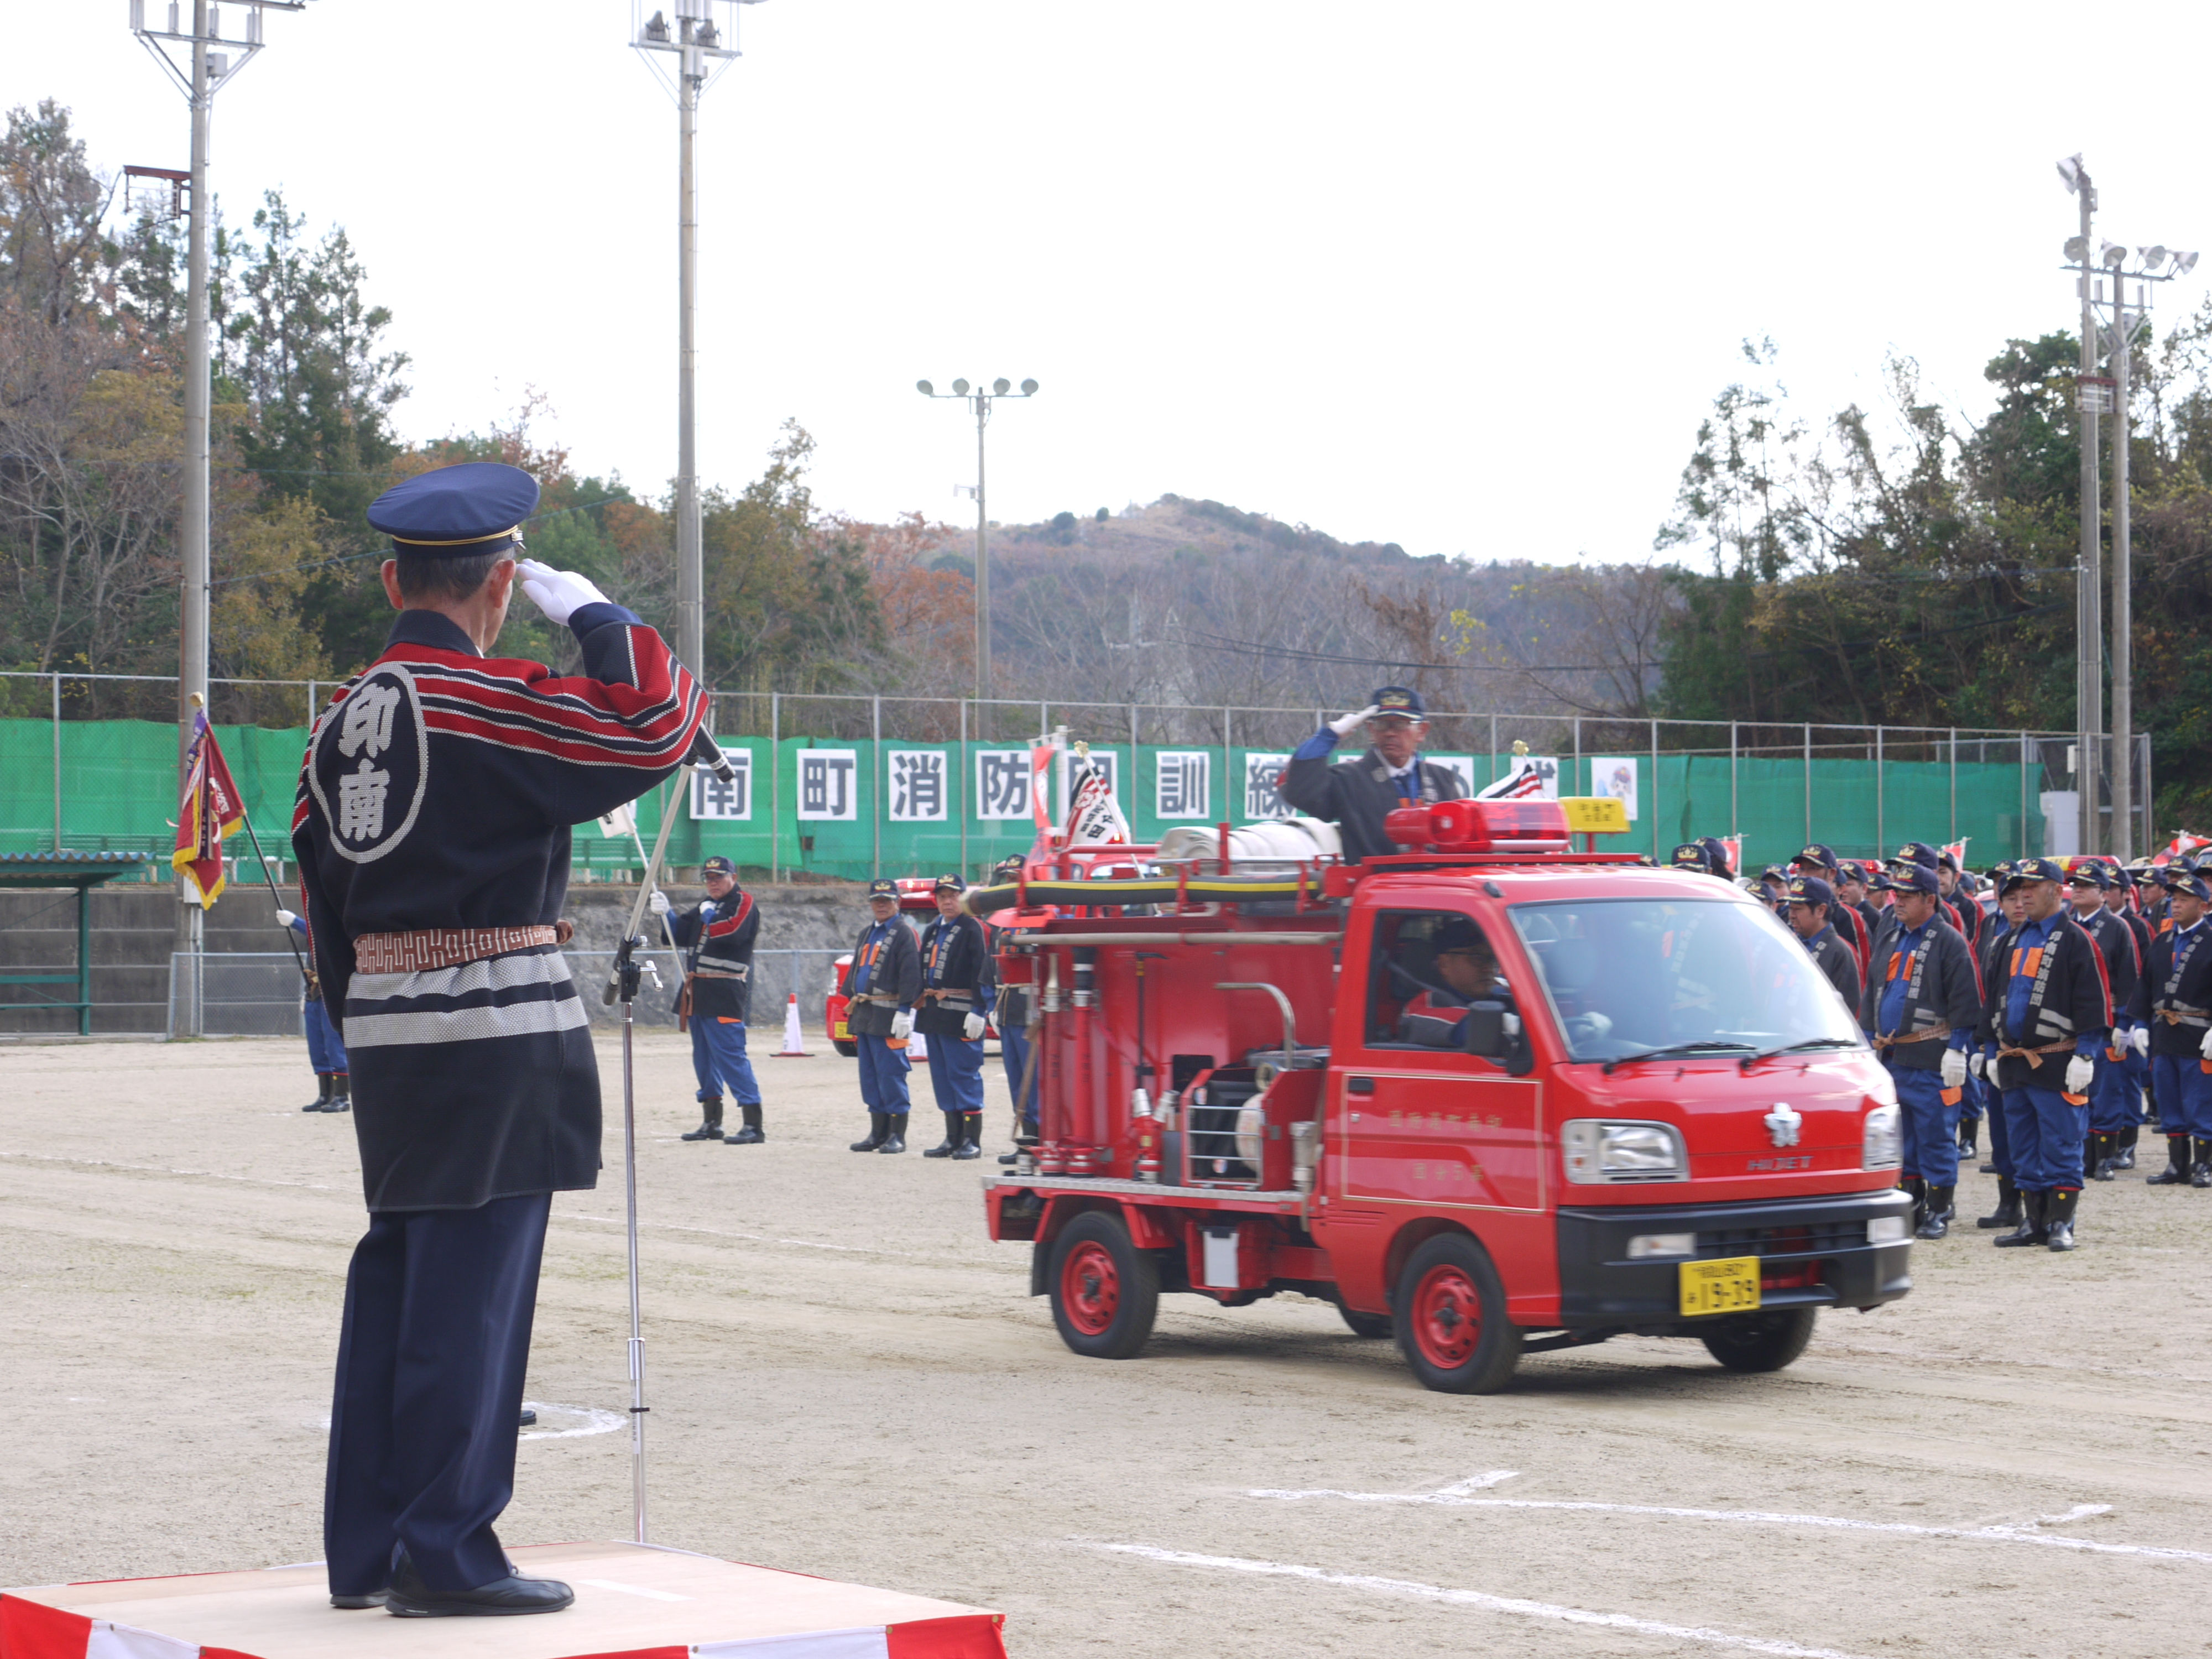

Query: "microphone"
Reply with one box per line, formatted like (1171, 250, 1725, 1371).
(687, 727, 734, 784)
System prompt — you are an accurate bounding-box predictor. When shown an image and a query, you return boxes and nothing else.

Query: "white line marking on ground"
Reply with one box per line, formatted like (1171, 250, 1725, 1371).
(1086, 1542, 1874, 1659)
(562, 1212, 917, 1258)
(578, 1578, 690, 1602)
(1245, 1485, 2206, 1563)
(519, 1402, 624, 1441)
(1434, 1470, 1520, 1494)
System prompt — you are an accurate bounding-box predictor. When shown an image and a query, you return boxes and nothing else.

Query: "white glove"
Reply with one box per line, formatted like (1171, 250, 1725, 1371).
(2064, 1055, 2095, 1095)
(963, 1011, 987, 1041)
(1968, 1051, 1986, 1079)
(2199, 1026, 2212, 1060)
(514, 557, 611, 626)
(1573, 1010, 1613, 1038)
(1328, 703, 1381, 737)
(274, 907, 299, 928)
(1940, 1048, 1968, 1089)
(890, 1010, 914, 1040)
(646, 889, 671, 917)
(2133, 1025, 2151, 1057)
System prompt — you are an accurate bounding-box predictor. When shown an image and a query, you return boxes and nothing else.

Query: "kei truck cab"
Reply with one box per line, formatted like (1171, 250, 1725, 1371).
(975, 796, 1913, 1394)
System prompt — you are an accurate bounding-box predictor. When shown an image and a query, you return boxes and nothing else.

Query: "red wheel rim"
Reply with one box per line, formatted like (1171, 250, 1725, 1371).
(1061, 1240, 1121, 1336)
(1411, 1264, 1481, 1368)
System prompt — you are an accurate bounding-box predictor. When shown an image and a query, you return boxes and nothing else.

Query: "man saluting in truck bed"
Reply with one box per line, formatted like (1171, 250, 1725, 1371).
(1280, 685, 1466, 863)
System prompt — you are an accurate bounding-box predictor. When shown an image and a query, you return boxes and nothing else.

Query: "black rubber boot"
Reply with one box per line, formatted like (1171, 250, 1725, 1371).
(1915, 1185, 1954, 1240)
(1903, 1176, 1927, 1234)
(1977, 1176, 2021, 1229)
(681, 1098, 726, 1141)
(1958, 1116, 1979, 1156)
(952, 1111, 983, 1160)
(2149, 1134, 2193, 1184)
(1994, 1190, 2049, 1247)
(2087, 1130, 2114, 1181)
(727, 1103, 764, 1145)
(302, 1074, 333, 1112)
(849, 1112, 889, 1152)
(921, 1110, 962, 1158)
(2194, 1138, 2212, 1188)
(877, 1112, 908, 1154)
(2117, 1125, 2139, 1170)
(329, 1073, 351, 1113)
(2046, 1187, 2081, 1250)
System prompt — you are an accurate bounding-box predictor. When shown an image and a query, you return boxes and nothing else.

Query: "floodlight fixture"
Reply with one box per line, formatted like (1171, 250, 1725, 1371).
(952, 378, 970, 395)
(2177, 251, 2201, 277)
(2064, 234, 2089, 262)
(993, 378, 1011, 395)
(916, 379, 933, 396)
(2140, 245, 2168, 270)
(1020, 378, 1039, 395)
(644, 9, 670, 40)
(2101, 239, 2127, 269)
(2057, 154, 2084, 194)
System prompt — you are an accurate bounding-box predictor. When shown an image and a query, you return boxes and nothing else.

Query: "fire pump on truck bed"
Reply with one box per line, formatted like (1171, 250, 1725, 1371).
(976, 797, 1913, 1395)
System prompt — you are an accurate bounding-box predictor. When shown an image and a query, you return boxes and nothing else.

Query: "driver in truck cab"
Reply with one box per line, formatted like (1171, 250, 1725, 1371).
(1395, 915, 1513, 1045)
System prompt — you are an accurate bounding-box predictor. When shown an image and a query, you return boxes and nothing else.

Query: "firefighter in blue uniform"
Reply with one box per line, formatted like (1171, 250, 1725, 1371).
(1280, 685, 1467, 864)
(916, 873, 991, 1161)
(2131, 868, 2212, 1188)
(1790, 847, 1870, 984)
(1859, 864, 1979, 1239)
(653, 855, 764, 1145)
(1783, 876, 1861, 1009)
(842, 877, 922, 1154)
(276, 906, 349, 1112)
(2064, 861, 2141, 1181)
(295, 463, 711, 1616)
(1970, 863, 2023, 1228)
(1977, 857, 2110, 1252)
(2105, 865, 2155, 1166)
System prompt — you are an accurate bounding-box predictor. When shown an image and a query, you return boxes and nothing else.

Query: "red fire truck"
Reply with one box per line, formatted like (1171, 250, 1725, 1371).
(977, 798, 1913, 1394)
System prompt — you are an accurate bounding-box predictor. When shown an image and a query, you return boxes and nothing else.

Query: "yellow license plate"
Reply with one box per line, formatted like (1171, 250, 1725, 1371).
(833, 1020, 849, 1040)
(1679, 1256, 1761, 1317)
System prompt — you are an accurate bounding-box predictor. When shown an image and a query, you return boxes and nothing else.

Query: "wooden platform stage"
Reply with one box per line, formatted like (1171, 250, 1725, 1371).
(1, 1542, 1005, 1659)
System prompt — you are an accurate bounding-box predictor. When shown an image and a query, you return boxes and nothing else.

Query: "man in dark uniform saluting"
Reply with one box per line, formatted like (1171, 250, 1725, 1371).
(294, 462, 711, 1617)
(654, 855, 766, 1145)
(1280, 685, 1466, 863)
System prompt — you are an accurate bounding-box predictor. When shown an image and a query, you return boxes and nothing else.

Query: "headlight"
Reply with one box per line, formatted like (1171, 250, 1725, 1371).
(1562, 1119, 1687, 1183)
(1863, 1104, 1902, 1170)
(1866, 1214, 1910, 1244)
(1626, 1232, 1697, 1258)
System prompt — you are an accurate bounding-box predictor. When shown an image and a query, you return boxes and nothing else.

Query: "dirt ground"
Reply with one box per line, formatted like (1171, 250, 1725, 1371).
(4, 1036, 2210, 1659)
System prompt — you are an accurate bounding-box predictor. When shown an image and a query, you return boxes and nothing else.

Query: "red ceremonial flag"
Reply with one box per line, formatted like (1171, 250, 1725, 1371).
(172, 704, 246, 905)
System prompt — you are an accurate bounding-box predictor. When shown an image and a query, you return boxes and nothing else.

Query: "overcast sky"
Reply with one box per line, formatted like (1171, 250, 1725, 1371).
(13, 2, 2211, 565)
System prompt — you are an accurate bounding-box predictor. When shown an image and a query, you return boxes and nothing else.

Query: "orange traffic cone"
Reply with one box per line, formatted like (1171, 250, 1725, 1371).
(770, 992, 811, 1057)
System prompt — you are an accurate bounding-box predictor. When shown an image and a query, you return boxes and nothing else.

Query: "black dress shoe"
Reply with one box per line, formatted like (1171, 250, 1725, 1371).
(330, 1592, 388, 1609)
(518, 1408, 536, 1427)
(387, 1561, 574, 1618)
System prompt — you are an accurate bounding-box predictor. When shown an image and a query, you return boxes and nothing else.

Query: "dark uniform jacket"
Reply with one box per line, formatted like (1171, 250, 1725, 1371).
(2129, 918, 2212, 1058)
(1279, 747, 1467, 864)
(987, 920, 1028, 1034)
(1978, 911, 2112, 1091)
(2116, 905, 2154, 989)
(2072, 906, 2140, 1045)
(668, 888, 761, 1022)
(1803, 925, 1862, 1012)
(293, 603, 706, 1211)
(1860, 920, 1980, 1072)
(839, 915, 922, 1037)
(1825, 904, 1870, 984)
(915, 911, 990, 1038)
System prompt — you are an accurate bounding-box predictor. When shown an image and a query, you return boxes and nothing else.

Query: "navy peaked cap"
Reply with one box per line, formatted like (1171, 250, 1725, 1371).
(1786, 875, 1836, 907)
(1370, 686, 1426, 718)
(2066, 860, 2112, 888)
(1890, 864, 1941, 895)
(368, 462, 538, 556)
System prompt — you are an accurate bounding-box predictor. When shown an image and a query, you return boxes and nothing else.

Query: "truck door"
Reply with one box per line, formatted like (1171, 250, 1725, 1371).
(1335, 907, 1545, 1212)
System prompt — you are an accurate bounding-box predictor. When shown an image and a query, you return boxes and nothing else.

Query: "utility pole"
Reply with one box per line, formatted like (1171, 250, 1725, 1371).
(132, 0, 307, 978)
(634, 0, 757, 680)
(2062, 155, 2101, 859)
(916, 377, 1039, 721)
(2112, 282, 2134, 862)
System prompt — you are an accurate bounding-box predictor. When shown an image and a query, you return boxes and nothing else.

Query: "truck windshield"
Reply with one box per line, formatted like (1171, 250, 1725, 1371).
(1507, 898, 1863, 1065)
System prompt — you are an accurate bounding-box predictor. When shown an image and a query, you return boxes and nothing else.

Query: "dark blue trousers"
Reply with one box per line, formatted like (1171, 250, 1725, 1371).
(690, 1014, 761, 1106)
(1892, 1065, 1957, 1186)
(325, 1191, 550, 1597)
(2001, 1085, 2086, 1193)
(305, 997, 348, 1074)
(1000, 1023, 1039, 1130)
(2152, 1053, 2212, 1140)
(926, 1029, 987, 1113)
(855, 1032, 911, 1112)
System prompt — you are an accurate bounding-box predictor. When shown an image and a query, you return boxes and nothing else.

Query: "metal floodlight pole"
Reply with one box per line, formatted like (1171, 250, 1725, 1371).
(2066, 159, 2102, 859)
(917, 378, 1039, 704)
(2112, 283, 2133, 861)
(633, 1, 757, 681)
(131, 0, 308, 968)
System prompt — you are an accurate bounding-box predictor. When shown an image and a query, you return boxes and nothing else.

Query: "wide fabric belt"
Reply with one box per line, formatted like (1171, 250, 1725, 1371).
(926, 990, 974, 1007)
(353, 925, 560, 975)
(1872, 1025, 1950, 1050)
(1996, 1037, 2076, 1068)
(2155, 1005, 2212, 1026)
(695, 966, 748, 980)
(853, 991, 902, 1004)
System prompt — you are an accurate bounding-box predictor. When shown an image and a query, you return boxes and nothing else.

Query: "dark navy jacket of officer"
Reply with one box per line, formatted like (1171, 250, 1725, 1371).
(656, 855, 765, 1145)
(2064, 860, 2141, 1181)
(841, 878, 924, 1154)
(1783, 875, 1862, 1011)
(2129, 868, 2212, 1187)
(1280, 685, 1467, 863)
(916, 872, 992, 1160)
(293, 462, 709, 1618)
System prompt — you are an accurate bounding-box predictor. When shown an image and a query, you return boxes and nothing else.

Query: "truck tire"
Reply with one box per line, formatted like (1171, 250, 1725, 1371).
(1048, 1211, 1160, 1360)
(1333, 1297, 1395, 1339)
(1394, 1234, 1521, 1394)
(832, 1040, 858, 1058)
(1699, 1307, 1817, 1373)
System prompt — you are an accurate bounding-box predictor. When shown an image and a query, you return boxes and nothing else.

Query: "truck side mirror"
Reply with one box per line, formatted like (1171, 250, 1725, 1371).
(1463, 1001, 1508, 1058)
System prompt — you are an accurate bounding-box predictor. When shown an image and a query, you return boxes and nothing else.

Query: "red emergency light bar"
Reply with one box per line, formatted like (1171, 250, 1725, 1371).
(1384, 797, 1572, 854)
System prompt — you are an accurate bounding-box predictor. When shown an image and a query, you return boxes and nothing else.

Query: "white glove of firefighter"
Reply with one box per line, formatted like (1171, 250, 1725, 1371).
(646, 889, 671, 917)
(1328, 703, 1381, 737)
(514, 558, 611, 626)
(2133, 1025, 2150, 1057)
(2199, 1025, 2212, 1060)
(1940, 1048, 1968, 1090)
(274, 907, 299, 928)
(890, 1009, 914, 1041)
(963, 1011, 987, 1041)
(2064, 1055, 2096, 1095)
(1968, 1050, 1986, 1079)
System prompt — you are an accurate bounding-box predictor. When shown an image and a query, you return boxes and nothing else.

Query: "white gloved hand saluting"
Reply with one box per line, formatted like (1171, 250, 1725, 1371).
(890, 1009, 914, 1041)
(1940, 1048, 1968, 1089)
(1328, 703, 1381, 737)
(2064, 1055, 2096, 1095)
(514, 558, 611, 627)
(963, 1011, 987, 1041)
(275, 908, 299, 928)
(646, 889, 671, 917)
